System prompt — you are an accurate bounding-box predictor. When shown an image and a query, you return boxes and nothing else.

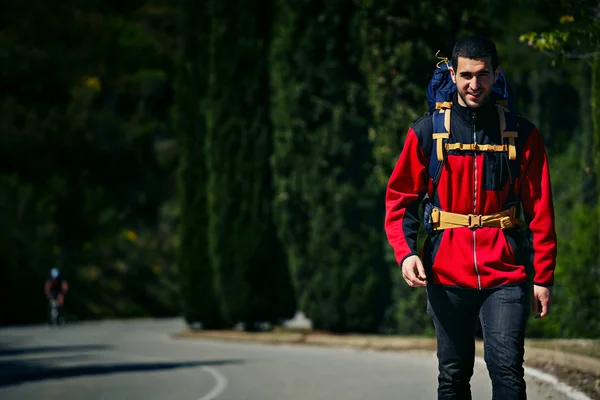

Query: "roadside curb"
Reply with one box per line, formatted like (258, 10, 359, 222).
(174, 330, 439, 352)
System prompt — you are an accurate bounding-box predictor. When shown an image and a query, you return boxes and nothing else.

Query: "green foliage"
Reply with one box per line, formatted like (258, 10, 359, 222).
(0, 176, 57, 323)
(592, 50, 600, 208)
(0, 0, 180, 324)
(525, 142, 600, 338)
(271, 0, 392, 333)
(553, 205, 600, 337)
(519, 0, 599, 64)
(205, 0, 296, 328)
(175, 0, 223, 327)
(67, 204, 181, 320)
(518, 0, 600, 338)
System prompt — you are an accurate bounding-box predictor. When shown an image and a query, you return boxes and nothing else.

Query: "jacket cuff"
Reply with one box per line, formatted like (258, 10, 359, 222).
(399, 252, 418, 267)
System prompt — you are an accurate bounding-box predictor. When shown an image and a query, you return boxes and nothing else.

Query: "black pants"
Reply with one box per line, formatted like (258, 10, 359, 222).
(427, 284, 529, 400)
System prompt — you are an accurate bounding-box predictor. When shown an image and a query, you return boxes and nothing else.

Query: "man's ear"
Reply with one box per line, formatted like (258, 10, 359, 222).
(493, 66, 500, 83)
(450, 66, 456, 84)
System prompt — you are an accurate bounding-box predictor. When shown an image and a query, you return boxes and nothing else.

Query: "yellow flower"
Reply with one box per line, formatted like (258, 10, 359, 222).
(559, 15, 574, 23)
(83, 76, 102, 91)
(125, 230, 137, 242)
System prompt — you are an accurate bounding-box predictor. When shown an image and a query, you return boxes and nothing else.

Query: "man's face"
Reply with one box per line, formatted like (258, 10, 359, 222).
(450, 56, 498, 109)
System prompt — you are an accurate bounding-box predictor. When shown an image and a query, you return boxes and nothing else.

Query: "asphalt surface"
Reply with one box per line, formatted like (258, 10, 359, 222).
(0, 318, 581, 400)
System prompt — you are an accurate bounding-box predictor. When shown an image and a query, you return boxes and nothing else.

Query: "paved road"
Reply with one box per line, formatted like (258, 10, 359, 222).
(0, 319, 580, 400)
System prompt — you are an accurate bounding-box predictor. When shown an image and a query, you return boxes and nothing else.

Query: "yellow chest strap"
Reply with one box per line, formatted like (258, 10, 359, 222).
(433, 104, 518, 161)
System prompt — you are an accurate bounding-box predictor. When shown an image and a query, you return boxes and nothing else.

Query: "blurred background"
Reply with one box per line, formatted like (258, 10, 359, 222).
(0, 0, 598, 339)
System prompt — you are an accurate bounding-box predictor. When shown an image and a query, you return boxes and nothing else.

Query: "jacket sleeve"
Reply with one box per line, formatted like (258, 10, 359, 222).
(384, 128, 429, 266)
(519, 127, 557, 286)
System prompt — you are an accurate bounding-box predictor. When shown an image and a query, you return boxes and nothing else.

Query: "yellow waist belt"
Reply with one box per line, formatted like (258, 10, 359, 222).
(430, 206, 525, 230)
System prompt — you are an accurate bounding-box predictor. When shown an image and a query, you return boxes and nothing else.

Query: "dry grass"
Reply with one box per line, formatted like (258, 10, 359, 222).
(526, 339, 600, 360)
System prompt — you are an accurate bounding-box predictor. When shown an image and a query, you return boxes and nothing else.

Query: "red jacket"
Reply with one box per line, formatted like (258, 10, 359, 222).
(384, 95, 557, 289)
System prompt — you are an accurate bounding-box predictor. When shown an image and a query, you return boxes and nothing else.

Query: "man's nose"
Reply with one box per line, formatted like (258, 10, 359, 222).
(470, 78, 480, 90)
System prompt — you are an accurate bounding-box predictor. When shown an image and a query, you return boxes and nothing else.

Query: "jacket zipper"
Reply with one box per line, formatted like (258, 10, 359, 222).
(472, 113, 481, 290)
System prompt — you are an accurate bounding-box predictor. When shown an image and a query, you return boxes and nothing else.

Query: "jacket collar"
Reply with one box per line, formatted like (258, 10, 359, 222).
(451, 92, 499, 123)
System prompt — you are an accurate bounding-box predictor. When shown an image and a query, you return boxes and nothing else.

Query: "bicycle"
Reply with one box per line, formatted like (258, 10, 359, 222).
(48, 298, 64, 327)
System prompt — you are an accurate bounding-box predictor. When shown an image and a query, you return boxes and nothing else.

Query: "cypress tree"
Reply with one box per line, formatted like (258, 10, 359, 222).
(271, 0, 391, 333)
(205, 0, 296, 329)
(175, 0, 223, 328)
(593, 49, 600, 218)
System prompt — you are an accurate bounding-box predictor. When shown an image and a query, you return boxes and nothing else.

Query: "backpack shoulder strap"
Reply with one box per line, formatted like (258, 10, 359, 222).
(495, 104, 519, 185)
(429, 104, 452, 184)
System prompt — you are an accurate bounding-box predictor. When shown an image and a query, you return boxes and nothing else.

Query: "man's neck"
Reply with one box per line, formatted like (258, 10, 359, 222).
(456, 93, 492, 110)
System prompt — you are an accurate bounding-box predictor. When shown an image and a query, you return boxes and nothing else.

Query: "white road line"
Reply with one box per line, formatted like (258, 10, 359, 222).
(23, 333, 229, 400)
(475, 357, 592, 400)
(198, 367, 228, 400)
(524, 366, 593, 400)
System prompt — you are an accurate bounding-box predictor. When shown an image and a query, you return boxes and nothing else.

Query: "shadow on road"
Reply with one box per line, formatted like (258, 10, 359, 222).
(0, 345, 109, 357)
(0, 358, 244, 388)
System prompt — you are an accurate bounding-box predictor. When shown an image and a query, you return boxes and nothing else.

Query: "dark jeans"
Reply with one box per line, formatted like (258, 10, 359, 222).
(427, 283, 529, 400)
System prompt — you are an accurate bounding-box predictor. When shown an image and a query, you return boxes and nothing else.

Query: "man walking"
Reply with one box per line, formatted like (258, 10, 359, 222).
(384, 36, 557, 399)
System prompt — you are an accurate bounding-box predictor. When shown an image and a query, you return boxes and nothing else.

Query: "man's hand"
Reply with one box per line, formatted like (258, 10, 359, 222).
(532, 285, 552, 319)
(401, 255, 428, 287)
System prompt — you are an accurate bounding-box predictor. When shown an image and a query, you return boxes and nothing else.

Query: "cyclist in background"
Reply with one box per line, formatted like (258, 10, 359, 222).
(44, 268, 68, 324)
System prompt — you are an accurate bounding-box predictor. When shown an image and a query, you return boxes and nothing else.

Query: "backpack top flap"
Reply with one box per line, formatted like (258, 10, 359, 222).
(426, 61, 455, 114)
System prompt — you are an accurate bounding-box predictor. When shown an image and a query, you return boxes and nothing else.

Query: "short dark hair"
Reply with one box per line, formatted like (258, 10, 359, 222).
(451, 36, 498, 71)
